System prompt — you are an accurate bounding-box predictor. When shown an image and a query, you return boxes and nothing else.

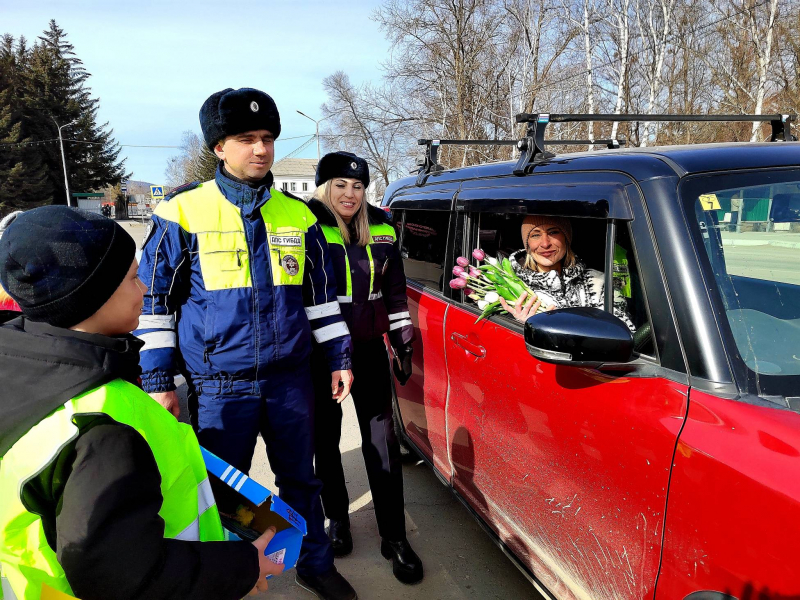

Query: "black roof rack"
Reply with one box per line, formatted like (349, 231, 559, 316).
(414, 113, 797, 184)
(513, 113, 796, 176)
(415, 136, 627, 185)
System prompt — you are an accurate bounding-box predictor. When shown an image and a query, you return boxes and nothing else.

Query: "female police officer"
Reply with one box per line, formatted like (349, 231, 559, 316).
(308, 152, 423, 584)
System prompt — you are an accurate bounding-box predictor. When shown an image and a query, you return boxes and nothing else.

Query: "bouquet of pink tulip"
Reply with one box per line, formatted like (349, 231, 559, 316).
(449, 248, 551, 323)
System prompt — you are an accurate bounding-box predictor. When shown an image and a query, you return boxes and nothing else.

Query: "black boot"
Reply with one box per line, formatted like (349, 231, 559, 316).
(295, 566, 357, 600)
(327, 519, 353, 557)
(380, 538, 424, 584)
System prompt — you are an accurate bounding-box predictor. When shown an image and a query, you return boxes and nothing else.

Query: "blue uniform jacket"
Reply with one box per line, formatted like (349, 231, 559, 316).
(135, 166, 352, 393)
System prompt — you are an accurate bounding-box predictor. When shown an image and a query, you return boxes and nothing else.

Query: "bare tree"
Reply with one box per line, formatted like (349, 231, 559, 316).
(320, 72, 415, 198)
(165, 131, 217, 187)
(634, 0, 678, 146)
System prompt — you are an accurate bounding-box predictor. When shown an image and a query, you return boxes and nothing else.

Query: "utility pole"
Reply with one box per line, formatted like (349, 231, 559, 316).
(52, 117, 77, 206)
(297, 110, 333, 162)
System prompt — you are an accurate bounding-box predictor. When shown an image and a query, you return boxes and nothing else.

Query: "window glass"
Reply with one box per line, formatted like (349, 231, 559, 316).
(302, 182, 308, 191)
(615, 224, 654, 356)
(683, 170, 800, 397)
(281, 182, 288, 191)
(398, 210, 450, 291)
(462, 213, 643, 343)
(291, 182, 297, 192)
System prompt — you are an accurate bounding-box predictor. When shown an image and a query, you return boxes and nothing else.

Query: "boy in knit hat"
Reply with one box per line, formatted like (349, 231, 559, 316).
(0, 206, 282, 600)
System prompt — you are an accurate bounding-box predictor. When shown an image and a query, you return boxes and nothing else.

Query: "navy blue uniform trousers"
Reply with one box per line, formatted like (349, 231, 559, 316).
(188, 364, 333, 577)
(312, 338, 406, 541)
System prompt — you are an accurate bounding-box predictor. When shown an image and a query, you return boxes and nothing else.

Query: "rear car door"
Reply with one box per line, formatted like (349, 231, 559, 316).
(391, 188, 457, 477)
(443, 174, 690, 599)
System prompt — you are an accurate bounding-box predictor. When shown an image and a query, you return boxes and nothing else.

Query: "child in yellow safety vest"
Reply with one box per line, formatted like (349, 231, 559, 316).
(0, 206, 282, 600)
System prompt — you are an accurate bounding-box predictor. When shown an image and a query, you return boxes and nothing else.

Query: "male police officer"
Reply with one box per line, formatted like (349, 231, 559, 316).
(135, 88, 357, 600)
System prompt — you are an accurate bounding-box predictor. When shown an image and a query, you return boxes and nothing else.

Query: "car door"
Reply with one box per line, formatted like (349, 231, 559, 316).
(654, 169, 800, 599)
(392, 191, 458, 477)
(443, 176, 690, 599)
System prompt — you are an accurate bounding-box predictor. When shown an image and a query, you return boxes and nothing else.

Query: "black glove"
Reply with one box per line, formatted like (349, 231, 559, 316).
(392, 344, 413, 386)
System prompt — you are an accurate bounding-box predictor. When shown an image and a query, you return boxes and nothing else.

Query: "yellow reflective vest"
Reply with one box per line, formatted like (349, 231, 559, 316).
(0, 380, 223, 600)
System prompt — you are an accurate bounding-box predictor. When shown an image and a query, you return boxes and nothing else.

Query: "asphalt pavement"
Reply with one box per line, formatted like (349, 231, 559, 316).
(124, 221, 541, 600)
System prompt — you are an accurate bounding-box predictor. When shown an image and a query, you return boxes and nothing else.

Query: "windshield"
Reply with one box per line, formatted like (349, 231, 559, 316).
(682, 169, 800, 399)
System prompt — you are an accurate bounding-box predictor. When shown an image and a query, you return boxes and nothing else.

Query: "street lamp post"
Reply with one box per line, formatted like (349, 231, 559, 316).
(52, 117, 77, 206)
(296, 110, 333, 162)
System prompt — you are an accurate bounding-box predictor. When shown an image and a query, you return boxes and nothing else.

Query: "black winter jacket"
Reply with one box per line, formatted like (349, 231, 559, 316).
(0, 312, 258, 600)
(307, 200, 415, 350)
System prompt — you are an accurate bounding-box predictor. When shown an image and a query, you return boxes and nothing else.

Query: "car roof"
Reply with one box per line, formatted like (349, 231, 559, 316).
(384, 142, 800, 203)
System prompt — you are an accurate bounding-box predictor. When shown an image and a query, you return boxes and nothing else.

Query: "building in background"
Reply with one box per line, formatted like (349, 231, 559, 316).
(271, 157, 382, 205)
(272, 158, 317, 201)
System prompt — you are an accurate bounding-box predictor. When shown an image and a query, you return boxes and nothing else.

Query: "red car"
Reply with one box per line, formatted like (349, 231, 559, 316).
(386, 115, 800, 600)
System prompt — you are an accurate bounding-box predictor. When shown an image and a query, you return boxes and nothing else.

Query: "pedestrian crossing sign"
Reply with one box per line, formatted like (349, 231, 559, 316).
(150, 185, 164, 199)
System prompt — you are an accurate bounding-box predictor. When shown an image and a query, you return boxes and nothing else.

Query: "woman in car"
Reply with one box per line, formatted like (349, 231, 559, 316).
(500, 215, 634, 330)
(307, 151, 424, 585)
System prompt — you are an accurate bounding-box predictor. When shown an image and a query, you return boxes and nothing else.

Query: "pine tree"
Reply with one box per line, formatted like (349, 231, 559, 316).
(0, 34, 51, 216)
(1, 20, 128, 209)
(33, 20, 127, 202)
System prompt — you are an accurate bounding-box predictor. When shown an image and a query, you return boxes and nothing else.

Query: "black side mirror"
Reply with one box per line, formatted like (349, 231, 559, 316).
(524, 307, 634, 366)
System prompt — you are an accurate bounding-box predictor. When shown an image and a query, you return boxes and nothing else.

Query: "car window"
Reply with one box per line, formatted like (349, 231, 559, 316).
(615, 224, 655, 357)
(457, 213, 644, 342)
(683, 170, 800, 398)
(397, 209, 451, 292)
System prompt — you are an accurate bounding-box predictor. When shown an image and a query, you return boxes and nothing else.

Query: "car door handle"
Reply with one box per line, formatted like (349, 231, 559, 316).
(451, 333, 486, 358)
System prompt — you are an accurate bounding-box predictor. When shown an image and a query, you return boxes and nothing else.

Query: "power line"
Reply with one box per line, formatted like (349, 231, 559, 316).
(274, 135, 317, 163)
(0, 132, 318, 150)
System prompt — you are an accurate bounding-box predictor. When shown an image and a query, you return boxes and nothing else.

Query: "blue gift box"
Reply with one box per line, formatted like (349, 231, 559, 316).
(201, 447, 307, 572)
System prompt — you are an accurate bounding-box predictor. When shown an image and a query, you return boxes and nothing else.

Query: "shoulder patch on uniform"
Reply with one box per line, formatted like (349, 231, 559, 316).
(162, 181, 200, 202)
(371, 235, 395, 244)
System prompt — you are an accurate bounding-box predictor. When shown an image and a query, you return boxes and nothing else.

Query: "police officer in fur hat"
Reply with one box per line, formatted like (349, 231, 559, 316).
(135, 88, 357, 600)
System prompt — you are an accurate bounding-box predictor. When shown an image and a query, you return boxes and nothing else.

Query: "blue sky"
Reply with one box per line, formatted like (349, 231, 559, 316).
(4, 0, 391, 184)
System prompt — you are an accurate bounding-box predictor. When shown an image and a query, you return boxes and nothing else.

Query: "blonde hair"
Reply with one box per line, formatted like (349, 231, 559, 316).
(312, 179, 371, 246)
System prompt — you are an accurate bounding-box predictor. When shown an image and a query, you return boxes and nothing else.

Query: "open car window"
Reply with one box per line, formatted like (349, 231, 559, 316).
(455, 213, 651, 353)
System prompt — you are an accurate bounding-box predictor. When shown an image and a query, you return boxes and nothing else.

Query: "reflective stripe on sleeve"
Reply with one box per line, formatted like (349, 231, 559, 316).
(305, 301, 342, 320)
(174, 478, 218, 541)
(389, 319, 413, 331)
(197, 478, 215, 516)
(2, 576, 18, 600)
(137, 330, 176, 351)
(389, 311, 410, 321)
(138, 314, 176, 330)
(313, 321, 351, 343)
(175, 519, 200, 541)
(368, 291, 383, 301)
(337, 295, 353, 303)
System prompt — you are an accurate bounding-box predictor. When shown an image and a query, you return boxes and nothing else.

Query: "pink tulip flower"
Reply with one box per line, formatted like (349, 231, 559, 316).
(472, 248, 486, 261)
(469, 266, 480, 278)
(453, 265, 465, 276)
(456, 256, 470, 267)
(449, 278, 467, 289)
